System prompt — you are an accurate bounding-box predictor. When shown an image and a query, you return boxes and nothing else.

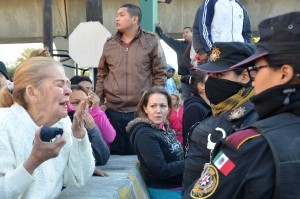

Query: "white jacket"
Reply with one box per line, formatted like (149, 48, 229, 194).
(0, 104, 95, 199)
(199, 0, 252, 52)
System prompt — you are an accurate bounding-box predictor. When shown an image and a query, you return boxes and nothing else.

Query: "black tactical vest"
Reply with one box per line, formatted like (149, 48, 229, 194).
(182, 101, 258, 193)
(251, 113, 300, 199)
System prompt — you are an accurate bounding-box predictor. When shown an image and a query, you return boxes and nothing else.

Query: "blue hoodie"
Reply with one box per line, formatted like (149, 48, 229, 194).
(165, 64, 178, 94)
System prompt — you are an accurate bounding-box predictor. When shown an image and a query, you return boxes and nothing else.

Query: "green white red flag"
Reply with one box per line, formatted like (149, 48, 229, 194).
(213, 151, 235, 176)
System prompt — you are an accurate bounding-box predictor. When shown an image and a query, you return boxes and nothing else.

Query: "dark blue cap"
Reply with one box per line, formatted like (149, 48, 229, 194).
(0, 61, 9, 80)
(193, 42, 256, 73)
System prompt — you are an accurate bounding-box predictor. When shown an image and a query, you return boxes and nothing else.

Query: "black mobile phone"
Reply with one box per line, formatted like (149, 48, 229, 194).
(40, 126, 64, 142)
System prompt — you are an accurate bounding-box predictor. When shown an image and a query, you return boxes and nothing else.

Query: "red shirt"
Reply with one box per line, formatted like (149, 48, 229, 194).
(169, 105, 184, 144)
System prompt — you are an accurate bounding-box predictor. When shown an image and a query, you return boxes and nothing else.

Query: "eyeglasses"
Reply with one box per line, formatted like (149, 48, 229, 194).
(247, 65, 269, 81)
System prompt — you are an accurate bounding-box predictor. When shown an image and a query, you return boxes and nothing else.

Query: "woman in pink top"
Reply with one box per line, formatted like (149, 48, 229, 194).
(69, 85, 116, 146)
(88, 99, 116, 145)
(169, 94, 184, 145)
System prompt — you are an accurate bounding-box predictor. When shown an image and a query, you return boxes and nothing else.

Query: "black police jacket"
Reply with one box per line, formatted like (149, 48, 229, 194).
(182, 101, 258, 193)
(185, 113, 300, 199)
(184, 84, 300, 199)
(251, 113, 300, 198)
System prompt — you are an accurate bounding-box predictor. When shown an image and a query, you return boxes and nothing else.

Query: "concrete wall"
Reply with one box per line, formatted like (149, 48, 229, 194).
(241, 0, 300, 34)
(63, 0, 199, 39)
(0, 0, 299, 43)
(0, 0, 67, 43)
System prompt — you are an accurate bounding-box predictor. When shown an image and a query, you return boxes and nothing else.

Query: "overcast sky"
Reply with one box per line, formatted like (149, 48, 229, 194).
(0, 43, 43, 67)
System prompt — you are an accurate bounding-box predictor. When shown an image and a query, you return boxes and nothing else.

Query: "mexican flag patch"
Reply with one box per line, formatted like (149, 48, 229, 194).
(213, 151, 235, 176)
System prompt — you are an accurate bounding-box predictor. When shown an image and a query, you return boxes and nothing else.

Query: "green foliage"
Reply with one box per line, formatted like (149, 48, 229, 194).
(173, 72, 181, 92)
(15, 48, 36, 65)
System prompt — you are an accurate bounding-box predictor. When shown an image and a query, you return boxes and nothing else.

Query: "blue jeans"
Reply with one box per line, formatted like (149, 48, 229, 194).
(181, 82, 192, 101)
(105, 108, 135, 155)
(147, 187, 182, 199)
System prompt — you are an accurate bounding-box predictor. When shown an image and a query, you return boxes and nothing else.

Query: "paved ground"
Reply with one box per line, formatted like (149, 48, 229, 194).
(59, 155, 150, 199)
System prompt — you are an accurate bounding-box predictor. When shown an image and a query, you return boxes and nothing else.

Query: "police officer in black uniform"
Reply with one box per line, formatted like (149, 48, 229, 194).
(182, 42, 258, 194)
(187, 11, 300, 199)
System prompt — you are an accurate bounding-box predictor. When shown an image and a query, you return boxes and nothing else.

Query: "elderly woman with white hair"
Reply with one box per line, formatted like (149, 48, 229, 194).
(0, 57, 94, 199)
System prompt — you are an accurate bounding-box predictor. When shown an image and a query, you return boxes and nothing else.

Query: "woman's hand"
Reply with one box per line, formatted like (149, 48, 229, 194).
(23, 127, 66, 174)
(83, 111, 96, 130)
(93, 168, 109, 177)
(99, 104, 107, 112)
(72, 99, 89, 139)
(88, 91, 100, 109)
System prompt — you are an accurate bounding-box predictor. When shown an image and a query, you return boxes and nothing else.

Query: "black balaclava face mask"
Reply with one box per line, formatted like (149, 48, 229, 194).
(205, 76, 244, 105)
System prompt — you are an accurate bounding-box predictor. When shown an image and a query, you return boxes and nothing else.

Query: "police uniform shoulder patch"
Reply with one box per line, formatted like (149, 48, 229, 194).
(227, 129, 261, 149)
(228, 106, 246, 120)
(190, 164, 219, 199)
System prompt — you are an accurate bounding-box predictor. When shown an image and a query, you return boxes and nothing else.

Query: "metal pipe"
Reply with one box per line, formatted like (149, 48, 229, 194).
(86, 0, 103, 84)
(86, 0, 103, 23)
(43, 0, 53, 51)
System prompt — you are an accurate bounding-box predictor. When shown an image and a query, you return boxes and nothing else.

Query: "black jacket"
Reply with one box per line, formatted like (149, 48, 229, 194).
(156, 26, 191, 76)
(184, 84, 300, 199)
(127, 118, 185, 189)
(182, 101, 258, 193)
(192, 5, 206, 55)
(183, 94, 211, 146)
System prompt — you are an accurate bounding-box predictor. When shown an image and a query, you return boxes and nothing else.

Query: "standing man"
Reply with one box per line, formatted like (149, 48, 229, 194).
(156, 24, 193, 100)
(195, 0, 252, 63)
(0, 61, 10, 90)
(96, 3, 167, 155)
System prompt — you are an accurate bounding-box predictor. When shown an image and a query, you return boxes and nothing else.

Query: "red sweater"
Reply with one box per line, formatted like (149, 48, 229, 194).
(169, 105, 184, 144)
